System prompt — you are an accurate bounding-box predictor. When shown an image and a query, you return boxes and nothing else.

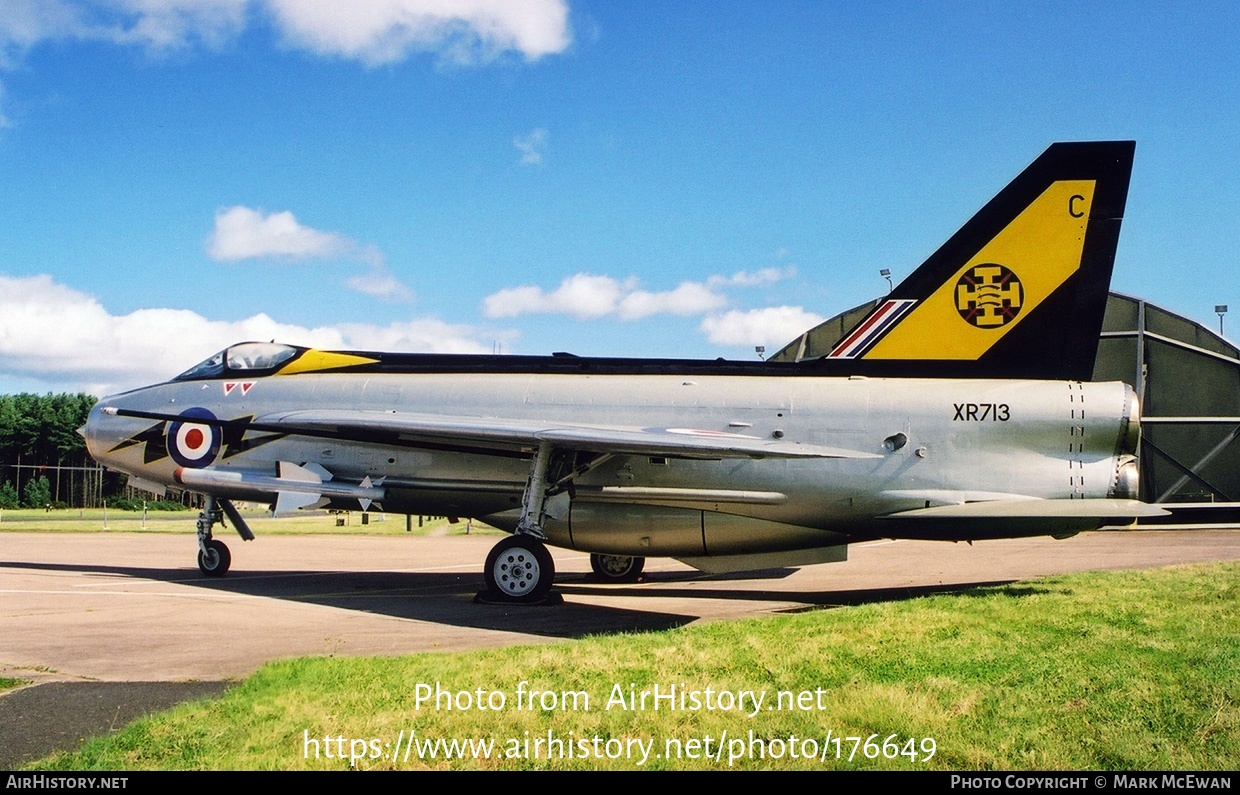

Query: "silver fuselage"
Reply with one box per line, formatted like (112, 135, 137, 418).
(83, 371, 1140, 557)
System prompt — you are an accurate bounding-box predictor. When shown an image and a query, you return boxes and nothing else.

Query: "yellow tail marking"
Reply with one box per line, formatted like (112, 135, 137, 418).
(865, 179, 1095, 361)
(278, 350, 379, 375)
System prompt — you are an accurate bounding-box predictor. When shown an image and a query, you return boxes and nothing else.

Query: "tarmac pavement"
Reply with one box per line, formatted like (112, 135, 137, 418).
(2, 528, 1237, 767)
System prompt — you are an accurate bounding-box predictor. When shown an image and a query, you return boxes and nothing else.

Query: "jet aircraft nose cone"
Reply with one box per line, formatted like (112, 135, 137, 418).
(79, 398, 159, 475)
(80, 402, 111, 462)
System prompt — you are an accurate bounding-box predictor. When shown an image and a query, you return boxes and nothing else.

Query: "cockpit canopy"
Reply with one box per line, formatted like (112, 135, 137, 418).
(174, 342, 300, 381)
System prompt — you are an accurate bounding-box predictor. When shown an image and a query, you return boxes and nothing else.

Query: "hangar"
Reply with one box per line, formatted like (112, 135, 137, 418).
(771, 292, 1240, 509)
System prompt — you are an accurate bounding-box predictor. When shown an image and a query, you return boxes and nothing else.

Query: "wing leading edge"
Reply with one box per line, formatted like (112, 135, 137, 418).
(259, 409, 882, 460)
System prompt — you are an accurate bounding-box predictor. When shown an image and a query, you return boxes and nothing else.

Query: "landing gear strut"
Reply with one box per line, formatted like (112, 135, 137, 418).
(195, 496, 231, 577)
(194, 495, 253, 577)
(479, 444, 616, 603)
(481, 442, 564, 603)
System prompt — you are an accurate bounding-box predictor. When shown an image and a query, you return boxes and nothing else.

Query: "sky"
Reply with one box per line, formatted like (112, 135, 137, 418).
(0, 1, 1238, 395)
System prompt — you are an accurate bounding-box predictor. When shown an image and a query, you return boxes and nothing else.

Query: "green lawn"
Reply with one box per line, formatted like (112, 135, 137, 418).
(0, 508, 498, 537)
(28, 561, 1239, 771)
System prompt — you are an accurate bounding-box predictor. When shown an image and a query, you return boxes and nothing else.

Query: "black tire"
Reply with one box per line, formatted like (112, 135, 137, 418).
(198, 539, 231, 577)
(485, 535, 555, 602)
(589, 553, 645, 582)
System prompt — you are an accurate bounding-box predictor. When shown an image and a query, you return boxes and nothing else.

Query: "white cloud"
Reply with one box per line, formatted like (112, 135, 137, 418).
(481, 269, 800, 322)
(0, 0, 570, 118)
(0, 0, 248, 56)
(483, 273, 629, 319)
(334, 318, 499, 353)
(617, 282, 727, 320)
(265, 0, 571, 66)
(699, 306, 824, 348)
(707, 266, 795, 288)
(206, 206, 417, 302)
(107, 0, 249, 49)
(0, 1, 570, 139)
(0, 273, 489, 394)
(206, 206, 354, 262)
(0, 1, 245, 122)
(0, 2, 70, 65)
(484, 273, 732, 321)
(345, 264, 416, 303)
(514, 127, 548, 166)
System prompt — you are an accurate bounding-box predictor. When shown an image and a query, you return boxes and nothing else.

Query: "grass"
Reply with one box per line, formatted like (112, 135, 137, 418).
(0, 677, 30, 694)
(0, 508, 499, 537)
(27, 561, 1239, 771)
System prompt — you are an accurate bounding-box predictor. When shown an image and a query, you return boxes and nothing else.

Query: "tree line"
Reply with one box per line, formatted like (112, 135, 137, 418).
(0, 393, 107, 508)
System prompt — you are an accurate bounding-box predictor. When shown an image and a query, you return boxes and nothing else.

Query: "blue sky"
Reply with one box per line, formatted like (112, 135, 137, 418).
(0, 1, 1237, 394)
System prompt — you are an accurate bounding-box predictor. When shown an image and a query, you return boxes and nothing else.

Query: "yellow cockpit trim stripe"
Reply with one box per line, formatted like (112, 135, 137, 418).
(278, 350, 380, 375)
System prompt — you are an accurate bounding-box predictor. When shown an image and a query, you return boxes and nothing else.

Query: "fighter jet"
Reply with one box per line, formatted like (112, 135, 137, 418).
(81, 140, 1165, 603)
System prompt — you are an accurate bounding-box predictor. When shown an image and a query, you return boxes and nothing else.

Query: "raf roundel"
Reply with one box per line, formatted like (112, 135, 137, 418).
(168, 408, 221, 468)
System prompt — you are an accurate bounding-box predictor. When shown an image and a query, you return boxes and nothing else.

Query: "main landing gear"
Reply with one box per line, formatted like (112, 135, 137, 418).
(479, 441, 572, 604)
(589, 553, 645, 582)
(194, 495, 254, 577)
(479, 443, 644, 603)
(484, 534, 555, 601)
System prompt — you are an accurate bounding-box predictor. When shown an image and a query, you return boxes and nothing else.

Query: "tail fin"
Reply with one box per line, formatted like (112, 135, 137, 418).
(825, 141, 1134, 380)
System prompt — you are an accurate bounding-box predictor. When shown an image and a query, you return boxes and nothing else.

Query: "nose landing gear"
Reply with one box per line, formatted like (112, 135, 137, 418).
(195, 496, 231, 577)
(198, 538, 231, 576)
(193, 495, 252, 577)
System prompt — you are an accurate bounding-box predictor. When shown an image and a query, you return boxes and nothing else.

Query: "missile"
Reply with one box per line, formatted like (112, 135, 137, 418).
(174, 461, 384, 514)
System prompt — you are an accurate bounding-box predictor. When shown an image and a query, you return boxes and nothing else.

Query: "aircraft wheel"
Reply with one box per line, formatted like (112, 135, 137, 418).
(198, 539, 231, 577)
(590, 553, 645, 582)
(485, 535, 555, 602)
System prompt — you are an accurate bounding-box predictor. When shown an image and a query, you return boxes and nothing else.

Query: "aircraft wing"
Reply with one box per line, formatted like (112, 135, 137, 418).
(260, 409, 881, 460)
